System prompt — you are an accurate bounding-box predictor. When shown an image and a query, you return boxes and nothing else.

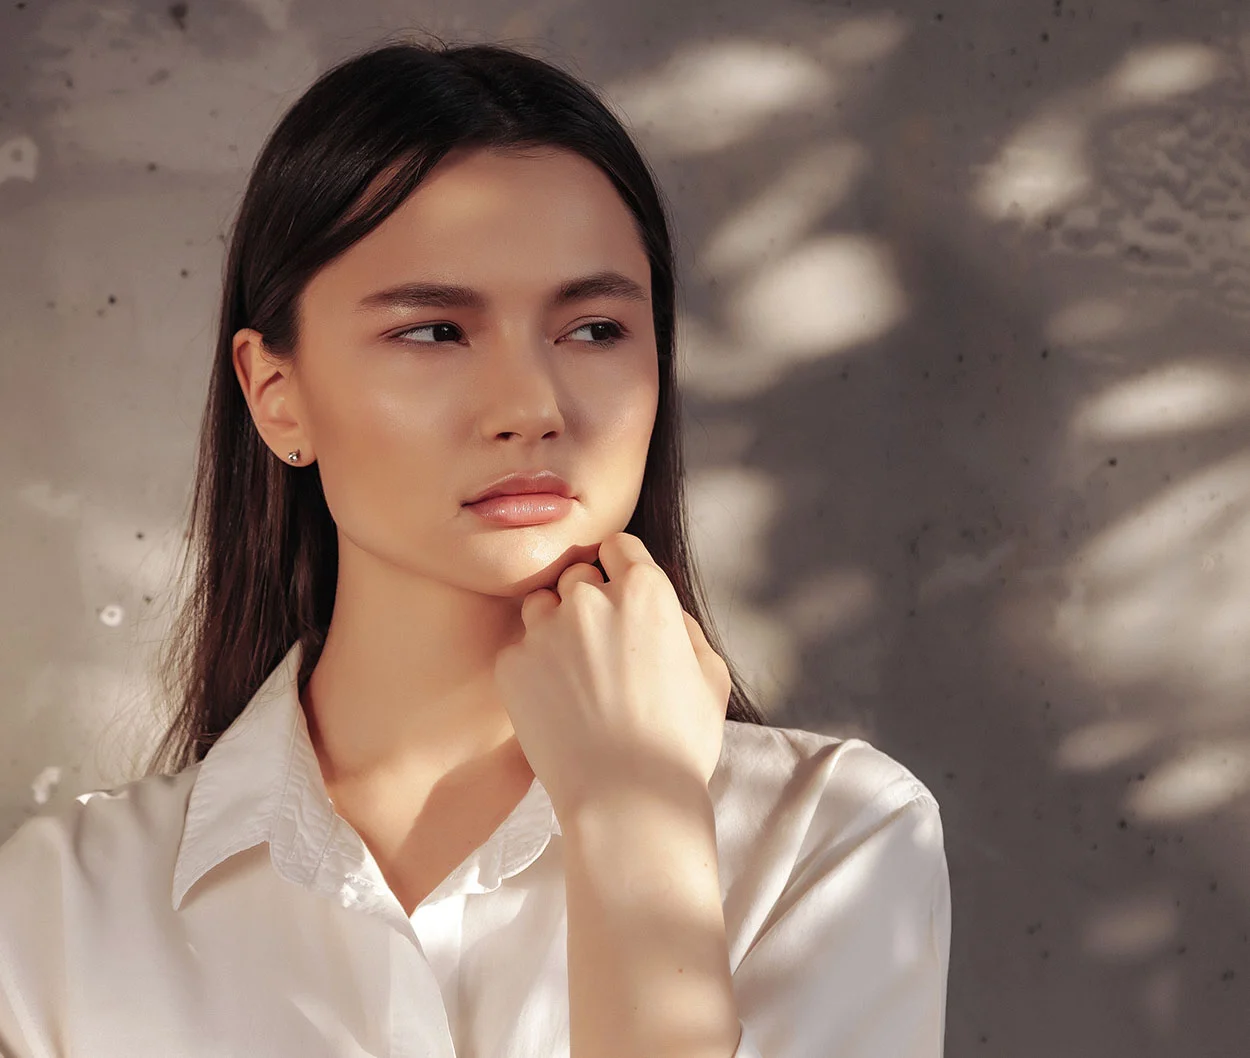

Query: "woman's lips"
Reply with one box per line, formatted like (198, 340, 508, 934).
(465, 493, 574, 526)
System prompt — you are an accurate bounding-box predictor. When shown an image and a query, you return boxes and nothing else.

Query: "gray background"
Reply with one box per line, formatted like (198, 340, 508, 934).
(2, 1, 1248, 1055)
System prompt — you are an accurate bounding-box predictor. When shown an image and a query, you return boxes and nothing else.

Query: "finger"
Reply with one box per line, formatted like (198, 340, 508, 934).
(596, 532, 659, 583)
(519, 587, 559, 627)
(556, 560, 606, 600)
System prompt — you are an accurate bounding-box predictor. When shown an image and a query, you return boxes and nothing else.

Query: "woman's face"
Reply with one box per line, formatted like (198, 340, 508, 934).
(252, 146, 659, 596)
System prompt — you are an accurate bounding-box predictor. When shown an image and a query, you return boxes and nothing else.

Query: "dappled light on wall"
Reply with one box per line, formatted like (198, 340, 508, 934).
(975, 107, 1091, 223)
(1104, 43, 1226, 107)
(776, 565, 878, 646)
(1051, 449, 1250, 696)
(607, 40, 836, 156)
(1044, 296, 1146, 348)
(1055, 719, 1157, 774)
(812, 12, 910, 69)
(1082, 892, 1179, 961)
(973, 41, 1227, 224)
(0, 135, 38, 187)
(686, 465, 796, 716)
(1072, 361, 1250, 441)
(678, 235, 908, 399)
(701, 140, 869, 276)
(1125, 742, 1250, 823)
(731, 235, 908, 359)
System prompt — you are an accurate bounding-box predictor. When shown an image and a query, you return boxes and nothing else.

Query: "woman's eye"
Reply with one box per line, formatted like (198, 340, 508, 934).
(395, 322, 462, 343)
(565, 321, 625, 346)
(393, 320, 625, 347)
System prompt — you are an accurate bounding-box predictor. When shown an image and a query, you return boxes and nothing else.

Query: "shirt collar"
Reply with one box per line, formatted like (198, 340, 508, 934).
(171, 640, 561, 913)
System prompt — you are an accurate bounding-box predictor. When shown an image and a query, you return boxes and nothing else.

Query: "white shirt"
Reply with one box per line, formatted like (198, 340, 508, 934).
(0, 640, 951, 1058)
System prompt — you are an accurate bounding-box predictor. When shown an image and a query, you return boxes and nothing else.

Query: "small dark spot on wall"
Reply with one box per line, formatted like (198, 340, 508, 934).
(16, 1, 27, 9)
(136, 531, 144, 540)
(144, 595, 153, 604)
(1026, 921, 1042, 935)
(1107, 457, 1117, 466)
(46, 300, 54, 309)
(1118, 818, 1128, 829)
(64, 76, 74, 89)
(96, 308, 105, 317)
(1090, 842, 1099, 851)
(169, 2, 188, 30)
(980, 1036, 989, 1045)
(1040, 348, 1049, 359)
(933, 12, 944, 22)
(107, 295, 116, 305)
(1040, 949, 1050, 959)
(147, 161, 157, 171)
(1178, 944, 1187, 955)
(1221, 969, 1236, 982)
(1041, 32, 1050, 43)
(1210, 880, 1218, 893)
(944, 771, 956, 780)
(180, 268, 189, 277)
(148, 69, 171, 86)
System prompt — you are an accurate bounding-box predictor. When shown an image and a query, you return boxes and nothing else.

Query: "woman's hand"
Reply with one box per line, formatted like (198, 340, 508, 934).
(493, 531, 732, 818)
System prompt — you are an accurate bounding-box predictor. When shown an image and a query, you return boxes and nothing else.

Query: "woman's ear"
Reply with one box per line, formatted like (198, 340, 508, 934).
(231, 328, 312, 463)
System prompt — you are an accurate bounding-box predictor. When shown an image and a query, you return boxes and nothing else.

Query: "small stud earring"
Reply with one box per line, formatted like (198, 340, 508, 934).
(287, 449, 301, 464)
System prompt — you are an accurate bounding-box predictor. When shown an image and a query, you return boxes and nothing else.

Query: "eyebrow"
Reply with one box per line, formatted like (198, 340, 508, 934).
(356, 270, 650, 313)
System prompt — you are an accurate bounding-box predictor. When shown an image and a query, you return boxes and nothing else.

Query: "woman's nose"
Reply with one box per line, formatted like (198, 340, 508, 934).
(475, 336, 567, 438)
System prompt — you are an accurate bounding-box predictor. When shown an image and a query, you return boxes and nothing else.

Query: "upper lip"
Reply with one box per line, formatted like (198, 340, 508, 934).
(464, 470, 573, 505)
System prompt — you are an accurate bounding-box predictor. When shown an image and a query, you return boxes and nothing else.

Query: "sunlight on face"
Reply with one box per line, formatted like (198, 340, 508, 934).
(291, 146, 660, 597)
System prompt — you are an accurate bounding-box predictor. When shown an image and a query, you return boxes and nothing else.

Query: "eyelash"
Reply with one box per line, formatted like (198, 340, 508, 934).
(392, 320, 628, 349)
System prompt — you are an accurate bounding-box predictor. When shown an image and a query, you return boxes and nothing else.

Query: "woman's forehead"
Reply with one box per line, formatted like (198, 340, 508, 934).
(314, 148, 649, 303)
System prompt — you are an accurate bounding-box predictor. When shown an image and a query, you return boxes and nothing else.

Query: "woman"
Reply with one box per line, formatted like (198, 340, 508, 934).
(0, 38, 950, 1058)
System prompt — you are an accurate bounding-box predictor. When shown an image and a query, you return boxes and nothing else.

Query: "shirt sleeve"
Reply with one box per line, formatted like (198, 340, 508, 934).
(0, 997, 32, 1058)
(727, 790, 951, 1058)
(0, 815, 68, 1058)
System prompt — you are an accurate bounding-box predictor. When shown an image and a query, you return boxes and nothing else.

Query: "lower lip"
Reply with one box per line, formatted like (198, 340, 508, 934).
(465, 493, 574, 526)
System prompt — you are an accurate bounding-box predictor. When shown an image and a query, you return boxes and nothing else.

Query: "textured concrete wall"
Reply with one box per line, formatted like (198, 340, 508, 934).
(2, 1, 1247, 1054)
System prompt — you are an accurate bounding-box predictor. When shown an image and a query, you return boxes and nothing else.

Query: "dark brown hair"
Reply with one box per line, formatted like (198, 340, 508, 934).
(144, 36, 768, 777)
